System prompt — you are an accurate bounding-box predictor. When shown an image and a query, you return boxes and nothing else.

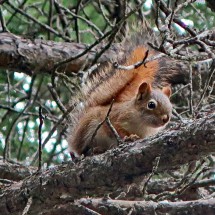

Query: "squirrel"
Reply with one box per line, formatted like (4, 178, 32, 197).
(67, 35, 184, 157)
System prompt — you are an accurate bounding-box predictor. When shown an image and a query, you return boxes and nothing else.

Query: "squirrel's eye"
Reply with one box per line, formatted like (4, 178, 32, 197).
(147, 101, 156, 109)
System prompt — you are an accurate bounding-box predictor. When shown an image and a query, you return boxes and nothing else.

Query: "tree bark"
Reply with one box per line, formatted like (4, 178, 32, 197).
(0, 32, 123, 75)
(0, 113, 214, 215)
(77, 198, 215, 215)
(0, 158, 33, 181)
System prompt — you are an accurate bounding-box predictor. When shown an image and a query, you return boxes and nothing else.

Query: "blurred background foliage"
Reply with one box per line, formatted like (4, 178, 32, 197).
(0, 0, 214, 166)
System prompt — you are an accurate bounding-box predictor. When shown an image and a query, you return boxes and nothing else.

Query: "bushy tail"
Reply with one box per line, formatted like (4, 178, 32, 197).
(154, 57, 188, 87)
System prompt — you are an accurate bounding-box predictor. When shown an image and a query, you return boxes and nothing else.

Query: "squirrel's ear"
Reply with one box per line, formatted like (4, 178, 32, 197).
(136, 82, 151, 100)
(162, 86, 172, 98)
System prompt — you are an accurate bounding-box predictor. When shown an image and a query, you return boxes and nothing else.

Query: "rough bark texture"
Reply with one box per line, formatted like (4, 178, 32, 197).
(77, 198, 215, 215)
(0, 159, 33, 181)
(0, 113, 214, 215)
(0, 32, 123, 75)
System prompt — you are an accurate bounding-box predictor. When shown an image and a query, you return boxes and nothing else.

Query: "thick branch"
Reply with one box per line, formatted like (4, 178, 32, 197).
(22, 198, 215, 215)
(0, 113, 214, 214)
(0, 32, 123, 75)
(0, 158, 33, 181)
(78, 198, 215, 215)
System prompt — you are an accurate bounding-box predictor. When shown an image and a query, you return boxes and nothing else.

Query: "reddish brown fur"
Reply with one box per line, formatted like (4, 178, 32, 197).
(68, 82, 172, 156)
(82, 46, 159, 108)
(68, 45, 177, 157)
(115, 46, 158, 101)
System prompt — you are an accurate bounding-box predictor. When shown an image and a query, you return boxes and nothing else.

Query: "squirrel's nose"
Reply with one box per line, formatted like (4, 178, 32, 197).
(162, 115, 169, 124)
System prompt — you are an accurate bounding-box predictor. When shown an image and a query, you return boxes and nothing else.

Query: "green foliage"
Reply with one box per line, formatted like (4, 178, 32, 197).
(183, 2, 215, 30)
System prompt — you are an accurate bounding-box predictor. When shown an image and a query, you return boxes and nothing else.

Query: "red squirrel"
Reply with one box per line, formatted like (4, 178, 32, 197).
(67, 40, 183, 157)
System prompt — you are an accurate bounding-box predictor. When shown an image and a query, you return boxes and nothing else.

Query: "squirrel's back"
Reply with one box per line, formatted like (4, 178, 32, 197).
(84, 46, 158, 106)
(80, 43, 184, 108)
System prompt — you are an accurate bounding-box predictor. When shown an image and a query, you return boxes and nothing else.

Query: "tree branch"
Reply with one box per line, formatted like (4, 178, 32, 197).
(0, 113, 214, 214)
(0, 158, 33, 181)
(78, 197, 215, 215)
(0, 32, 123, 75)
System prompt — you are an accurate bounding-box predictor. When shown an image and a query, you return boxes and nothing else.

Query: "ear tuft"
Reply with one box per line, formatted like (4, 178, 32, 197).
(162, 86, 172, 98)
(136, 82, 151, 100)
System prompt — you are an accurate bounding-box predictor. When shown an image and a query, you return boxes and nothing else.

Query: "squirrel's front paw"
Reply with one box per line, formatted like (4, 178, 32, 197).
(123, 134, 140, 143)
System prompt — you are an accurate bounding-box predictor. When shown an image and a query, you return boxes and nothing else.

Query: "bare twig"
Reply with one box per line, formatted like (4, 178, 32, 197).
(0, 5, 8, 32)
(113, 50, 149, 70)
(6, 1, 71, 41)
(55, 0, 103, 37)
(196, 59, 215, 109)
(90, 99, 122, 148)
(47, 83, 67, 114)
(22, 196, 33, 215)
(38, 107, 44, 171)
(31, 104, 75, 165)
(188, 64, 194, 117)
(54, 0, 145, 69)
(142, 156, 160, 196)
